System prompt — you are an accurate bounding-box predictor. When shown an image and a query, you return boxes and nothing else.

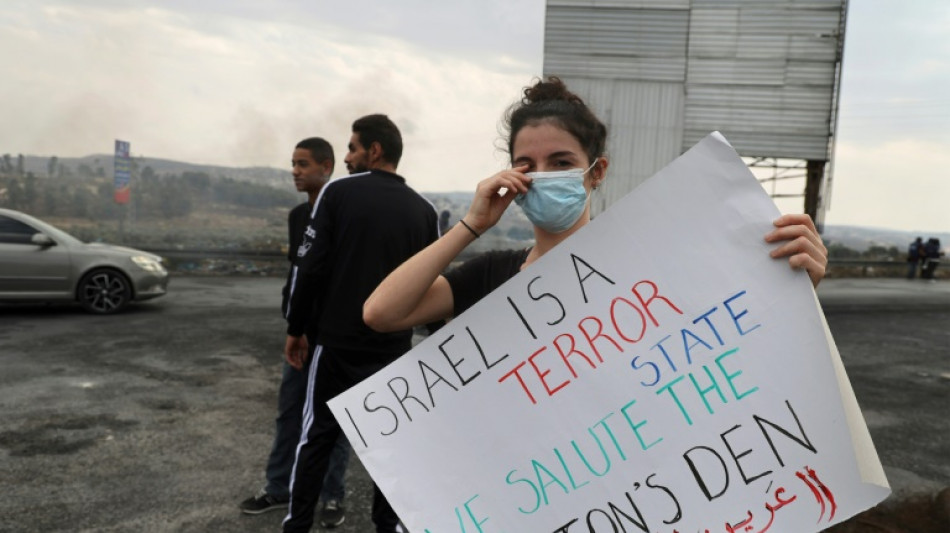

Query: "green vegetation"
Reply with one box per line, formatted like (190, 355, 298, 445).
(0, 167, 297, 221)
(0, 154, 533, 258)
(0, 155, 299, 251)
(826, 242, 901, 261)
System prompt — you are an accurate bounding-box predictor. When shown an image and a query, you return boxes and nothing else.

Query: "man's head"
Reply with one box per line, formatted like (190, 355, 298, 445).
(344, 114, 403, 174)
(292, 137, 334, 195)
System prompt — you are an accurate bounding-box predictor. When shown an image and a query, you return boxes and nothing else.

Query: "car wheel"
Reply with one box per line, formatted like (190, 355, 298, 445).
(78, 269, 132, 314)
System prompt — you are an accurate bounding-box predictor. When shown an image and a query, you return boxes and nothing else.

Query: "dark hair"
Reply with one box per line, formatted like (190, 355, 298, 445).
(295, 137, 335, 170)
(504, 77, 607, 164)
(352, 114, 403, 167)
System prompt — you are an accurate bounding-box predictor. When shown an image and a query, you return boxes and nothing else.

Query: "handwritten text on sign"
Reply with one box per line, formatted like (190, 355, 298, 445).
(329, 133, 889, 532)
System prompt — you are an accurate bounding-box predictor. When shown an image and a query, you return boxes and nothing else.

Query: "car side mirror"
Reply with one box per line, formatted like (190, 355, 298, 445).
(31, 233, 56, 247)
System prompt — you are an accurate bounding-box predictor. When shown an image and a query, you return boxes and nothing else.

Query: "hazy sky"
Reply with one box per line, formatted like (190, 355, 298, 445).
(2, 1, 948, 232)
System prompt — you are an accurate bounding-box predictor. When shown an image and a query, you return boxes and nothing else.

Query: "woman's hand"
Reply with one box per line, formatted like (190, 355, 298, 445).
(364, 166, 533, 333)
(463, 165, 531, 234)
(765, 213, 828, 288)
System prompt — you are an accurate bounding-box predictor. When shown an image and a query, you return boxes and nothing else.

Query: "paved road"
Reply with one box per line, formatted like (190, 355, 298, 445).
(816, 279, 950, 493)
(0, 276, 947, 532)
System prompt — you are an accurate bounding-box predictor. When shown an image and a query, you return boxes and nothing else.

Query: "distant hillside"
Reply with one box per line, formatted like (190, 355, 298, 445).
(7, 153, 946, 255)
(821, 225, 949, 253)
(16, 154, 292, 190)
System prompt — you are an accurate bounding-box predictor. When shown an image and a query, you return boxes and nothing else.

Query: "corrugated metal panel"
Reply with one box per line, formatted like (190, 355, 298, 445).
(784, 60, 837, 85)
(548, 0, 689, 8)
(685, 102, 830, 134)
(682, 130, 829, 159)
(544, 5, 689, 82)
(545, 8, 688, 54)
(690, 0, 843, 7)
(689, 8, 840, 60)
(543, 0, 846, 206)
(691, 33, 836, 61)
(683, 1, 841, 159)
(552, 77, 617, 120)
(735, 8, 841, 34)
(787, 35, 839, 61)
(687, 59, 788, 85)
(687, 84, 833, 110)
(545, 56, 687, 82)
(684, 84, 834, 159)
(686, 58, 836, 86)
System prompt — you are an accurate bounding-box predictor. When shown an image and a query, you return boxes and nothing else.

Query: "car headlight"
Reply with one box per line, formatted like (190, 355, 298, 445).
(132, 255, 166, 273)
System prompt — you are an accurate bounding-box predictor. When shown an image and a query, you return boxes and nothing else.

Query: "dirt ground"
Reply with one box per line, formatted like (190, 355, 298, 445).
(0, 276, 947, 532)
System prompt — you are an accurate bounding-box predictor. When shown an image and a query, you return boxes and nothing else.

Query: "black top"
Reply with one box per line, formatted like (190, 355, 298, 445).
(444, 248, 530, 317)
(285, 170, 440, 355)
(287, 202, 312, 262)
(282, 202, 312, 317)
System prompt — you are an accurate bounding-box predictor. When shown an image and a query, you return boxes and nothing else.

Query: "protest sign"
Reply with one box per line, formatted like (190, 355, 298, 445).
(329, 132, 890, 532)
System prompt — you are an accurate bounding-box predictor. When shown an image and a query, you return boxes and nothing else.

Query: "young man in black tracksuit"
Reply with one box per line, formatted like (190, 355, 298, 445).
(282, 115, 440, 533)
(240, 138, 351, 527)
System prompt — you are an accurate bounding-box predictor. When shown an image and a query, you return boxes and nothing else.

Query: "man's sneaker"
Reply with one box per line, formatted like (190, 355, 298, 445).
(239, 488, 289, 515)
(319, 499, 346, 528)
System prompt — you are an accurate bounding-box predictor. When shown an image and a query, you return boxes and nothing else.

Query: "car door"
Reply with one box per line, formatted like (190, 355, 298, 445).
(0, 214, 73, 297)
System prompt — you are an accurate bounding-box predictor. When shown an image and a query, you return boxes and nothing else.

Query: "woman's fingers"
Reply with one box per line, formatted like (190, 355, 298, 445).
(481, 167, 531, 196)
(766, 214, 828, 287)
(767, 214, 822, 247)
(466, 167, 531, 233)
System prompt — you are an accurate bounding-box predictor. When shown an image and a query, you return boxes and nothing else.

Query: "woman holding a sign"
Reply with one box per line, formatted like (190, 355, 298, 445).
(363, 77, 828, 331)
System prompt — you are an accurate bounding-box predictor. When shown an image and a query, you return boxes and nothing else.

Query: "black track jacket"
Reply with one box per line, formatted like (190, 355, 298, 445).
(285, 169, 439, 355)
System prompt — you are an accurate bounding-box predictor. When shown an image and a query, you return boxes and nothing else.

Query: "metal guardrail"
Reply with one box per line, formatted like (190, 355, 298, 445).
(140, 248, 287, 275)
(139, 248, 930, 278)
(144, 248, 285, 260)
(825, 259, 925, 278)
(828, 259, 905, 268)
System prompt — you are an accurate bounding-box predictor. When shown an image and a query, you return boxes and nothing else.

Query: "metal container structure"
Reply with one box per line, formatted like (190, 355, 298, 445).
(543, 0, 848, 226)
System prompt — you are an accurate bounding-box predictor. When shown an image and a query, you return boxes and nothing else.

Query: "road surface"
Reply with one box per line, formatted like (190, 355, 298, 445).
(1, 277, 947, 532)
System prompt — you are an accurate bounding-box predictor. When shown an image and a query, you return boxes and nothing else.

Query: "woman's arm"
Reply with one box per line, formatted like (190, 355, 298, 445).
(363, 167, 531, 332)
(362, 226, 466, 332)
(765, 213, 828, 287)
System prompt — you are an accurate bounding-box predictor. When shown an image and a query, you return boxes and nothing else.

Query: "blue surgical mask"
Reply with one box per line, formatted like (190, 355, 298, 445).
(516, 162, 596, 233)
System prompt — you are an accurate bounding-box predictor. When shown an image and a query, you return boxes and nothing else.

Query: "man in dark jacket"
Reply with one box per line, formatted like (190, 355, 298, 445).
(907, 237, 924, 279)
(921, 238, 943, 280)
(282, 115, 440, 533)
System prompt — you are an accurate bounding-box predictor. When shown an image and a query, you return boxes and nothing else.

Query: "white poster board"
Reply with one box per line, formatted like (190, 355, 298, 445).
(330, 132, 890, 532)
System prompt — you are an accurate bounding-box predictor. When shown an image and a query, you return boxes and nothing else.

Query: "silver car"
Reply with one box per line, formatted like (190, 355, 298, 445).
(0, 208, 169, 314)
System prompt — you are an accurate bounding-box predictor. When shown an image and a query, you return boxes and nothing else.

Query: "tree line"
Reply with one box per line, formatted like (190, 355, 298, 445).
(1, 154, 910, 261)
(825, 242, 902, 261)
(0, 162, 298, 221)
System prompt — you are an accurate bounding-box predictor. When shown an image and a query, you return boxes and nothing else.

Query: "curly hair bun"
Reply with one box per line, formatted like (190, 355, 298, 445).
(522, 76, 585, 106)
(505, 76, 607, 165)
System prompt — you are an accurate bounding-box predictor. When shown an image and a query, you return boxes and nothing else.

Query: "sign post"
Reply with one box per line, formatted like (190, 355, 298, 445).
(114, 139, 131, 205)
(113, 139, 131, 237)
